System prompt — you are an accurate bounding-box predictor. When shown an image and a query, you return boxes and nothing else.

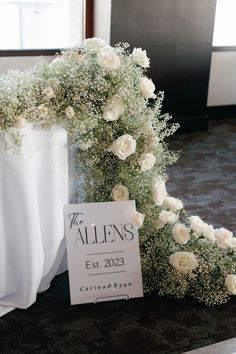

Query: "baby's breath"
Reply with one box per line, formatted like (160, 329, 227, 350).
(0, 39, 234, 305)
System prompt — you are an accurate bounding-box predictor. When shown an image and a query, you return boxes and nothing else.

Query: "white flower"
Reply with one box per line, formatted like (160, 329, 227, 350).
(159, 210, 178, 225)
(38, 104, 48, 116)
(140, 77, 156, 98)
(133, 211, 145, 228)
(65, 106, 75, 119)
(153, 177, 167, 206)
(189, 215, 215, 242)
(79, 137, 96, 151)
(97, 46, 120, 70)
(15, 115, 27, 128)
(43, 86, 54, 99)
(111, 134, 136, 160)
(48, 78, 60, 88)
(203, 224, 216, 242)
(169, 252, 198, 274)
(172, 223, 190, 245)
(50, 57, 65, 66)
(132, 48, 150, 68)
(83, 37, 107, 52)
(231, 238, 236, 250)
(139, 153, 156, 172)
(154, 219, 166, 230)
(189, 216, 204, 233)
(225, 274, 236, 295)
(111, 183, 129, 201)
(215, 228, 234, 249)
(103, 100, 124, 122)
(164, 196, 183, 211)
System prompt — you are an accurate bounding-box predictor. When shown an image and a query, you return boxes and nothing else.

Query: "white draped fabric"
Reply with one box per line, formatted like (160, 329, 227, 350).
(0, 125, 68, 317)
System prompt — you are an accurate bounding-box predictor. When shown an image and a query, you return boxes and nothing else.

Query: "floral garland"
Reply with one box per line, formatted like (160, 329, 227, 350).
(0, 37, 235, 305)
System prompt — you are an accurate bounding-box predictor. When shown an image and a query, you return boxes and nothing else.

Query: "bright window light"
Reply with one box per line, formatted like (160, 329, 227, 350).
(213, 0, 236, 46)
(0, 0, 84, 50)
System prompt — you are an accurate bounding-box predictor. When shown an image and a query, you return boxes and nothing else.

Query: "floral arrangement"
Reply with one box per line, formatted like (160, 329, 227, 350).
(0, 37, 235, 305)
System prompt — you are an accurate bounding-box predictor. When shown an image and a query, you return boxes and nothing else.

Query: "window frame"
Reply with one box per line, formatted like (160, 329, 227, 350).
(0, 49, 59, 57)
(212, 46, 236, 52)
(0, 0, 94, 57)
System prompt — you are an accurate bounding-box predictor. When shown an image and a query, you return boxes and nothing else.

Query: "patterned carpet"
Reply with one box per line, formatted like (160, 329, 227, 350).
(167, 118, 236, 235)
(0, 118, 236, 354)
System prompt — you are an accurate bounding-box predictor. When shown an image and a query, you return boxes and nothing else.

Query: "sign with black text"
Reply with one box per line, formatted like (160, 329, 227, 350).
(64, 201, 143, 305)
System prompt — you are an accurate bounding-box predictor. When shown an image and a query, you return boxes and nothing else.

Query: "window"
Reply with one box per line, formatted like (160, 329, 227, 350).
(0, 0, 84, 50)
(213, 0, 236, 47)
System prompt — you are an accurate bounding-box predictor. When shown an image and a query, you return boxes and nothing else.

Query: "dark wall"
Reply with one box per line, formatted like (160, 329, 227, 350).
(111, 0, 217, 120)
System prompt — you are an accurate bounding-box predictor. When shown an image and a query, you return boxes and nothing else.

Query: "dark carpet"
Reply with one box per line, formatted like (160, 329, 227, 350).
(167, 118, 236, 235)
(1, 119, 236, 354)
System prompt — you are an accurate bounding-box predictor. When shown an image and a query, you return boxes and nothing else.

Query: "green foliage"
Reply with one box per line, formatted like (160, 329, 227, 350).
(0, 38, 235, 305)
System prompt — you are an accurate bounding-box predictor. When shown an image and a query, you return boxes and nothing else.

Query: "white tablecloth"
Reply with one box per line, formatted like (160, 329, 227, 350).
(0, 125, 68, 316)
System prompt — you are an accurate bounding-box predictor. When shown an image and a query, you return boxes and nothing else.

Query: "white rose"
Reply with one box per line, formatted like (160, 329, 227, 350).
(97, 46, 120, 70)
(15, 115, 27, 128)
(139, 153, 156, 172)
(225, 274, 236, 295)
(152, 177, 167, 206)
(189, 215, 215, 243)
(65, 106, 75, 119)
(159, 210, 178, 225)
(133, 211, 145, 228)
(154, 219, 166, 230)
(103, 100, 124, 122)
(164, 196, 183, 211)
(169, 252, 198, 274)
(111, 183, 129, 201)
(203, 224, 216, 242)
(111, 134, 136, 160)
(50, 57, 65, 66)
(132, 48, 150, 68)
(215, 228, 234, 249)
(140, 77, 156, 98)
(231, 238, 236, 250)
(43, 86, 54, 99)
(83, 37, 107, 52)
(172, 223, 190, 245)
(38, 104, 48, 116)
(189, 215, 205, 233)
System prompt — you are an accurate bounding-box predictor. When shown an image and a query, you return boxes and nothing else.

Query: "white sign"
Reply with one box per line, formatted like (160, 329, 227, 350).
(64, 201, 143, 305)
